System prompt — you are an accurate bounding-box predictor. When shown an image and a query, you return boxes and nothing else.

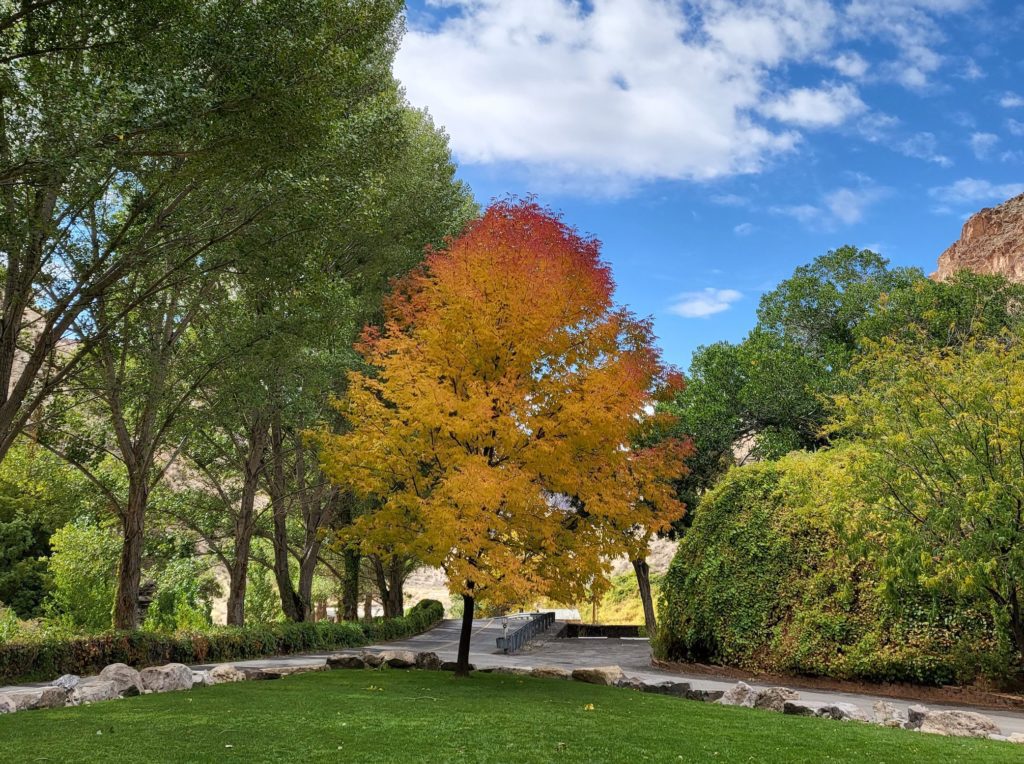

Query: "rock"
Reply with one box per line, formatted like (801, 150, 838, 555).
(615, 677, 645, 691)
(640, 681, 692, 698)
(905, 704, 929, 730)
(259, 663, 327, 678)
(686, 689, 724, 703)
(918, 709, 1001, 738)
(816, 702, 870, 722)
(238, 667, 280, 681)
(69, 678, 119, 706)
(872, 701, 908, 728)
(440, 661, 474, 672)
(530, 666, 572, 680)
(378, 650, 418, 669)
(99, 663, 144, 697)
(139, 663, 193, 693)
(571, 666, 626, 686)
(1008, 733, 1024, 744)
(0, 695, 15, 714)
(415, 651, 443, 671)
(191, 670, 214, 688)
(782, 700, 822, 717)
(989, 734, 1009, 742)
(209, 664, 247, 684)
(719, 681, 798, 712)
(933, 192, 1024, 283)
(328, 654, 367, 670)
(51, 674, 81, 691)
(483, 666, 531, 676)
(361, 652, 384, 668)
(3, 686, 68, 711)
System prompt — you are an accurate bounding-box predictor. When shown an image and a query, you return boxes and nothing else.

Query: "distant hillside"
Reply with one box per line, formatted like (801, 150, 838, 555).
(933, 192, 1024, 283)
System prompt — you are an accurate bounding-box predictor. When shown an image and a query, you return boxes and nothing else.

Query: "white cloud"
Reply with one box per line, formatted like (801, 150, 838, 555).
(929, 178, 1024, 210)
(710, 193, 750, 207)
(734, 222, 756, 236)
(897, 132, 952, 166)
(395, 0, 975, 190)
(668, 288, 743, 318)
(1008, 119, 1024, 137)
(772, 180, 889, 228)
(831, 51, 869, 78)
(760, 83, 866, 128)
(968, 132, 998, 159)
(1000, 92, 1024, 108)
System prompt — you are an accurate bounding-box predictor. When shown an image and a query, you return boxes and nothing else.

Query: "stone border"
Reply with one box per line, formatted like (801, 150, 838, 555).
(3, 654, 1022, 746)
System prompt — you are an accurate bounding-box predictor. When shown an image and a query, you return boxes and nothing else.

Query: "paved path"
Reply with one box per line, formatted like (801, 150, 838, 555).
(5, 618, 1024, 737)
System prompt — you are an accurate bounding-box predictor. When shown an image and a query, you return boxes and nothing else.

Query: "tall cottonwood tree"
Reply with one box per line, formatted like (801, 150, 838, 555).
(318, 201, 687, 674)
(0, 0, 406, 466)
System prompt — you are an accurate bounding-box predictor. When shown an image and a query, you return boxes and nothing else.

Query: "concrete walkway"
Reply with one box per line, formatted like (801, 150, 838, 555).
(5, 617, 1024, 738)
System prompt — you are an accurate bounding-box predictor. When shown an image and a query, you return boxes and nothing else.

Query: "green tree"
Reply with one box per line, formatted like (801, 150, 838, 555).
(46, 520, 120, 632)
(834, 336, 1024, 659)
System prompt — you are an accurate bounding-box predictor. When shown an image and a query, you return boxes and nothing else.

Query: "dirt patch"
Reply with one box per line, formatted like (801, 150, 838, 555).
(652, 658, 1024, 713)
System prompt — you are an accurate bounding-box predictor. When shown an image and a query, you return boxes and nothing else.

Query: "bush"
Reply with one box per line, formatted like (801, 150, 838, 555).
(0, 601, 444, 685)
(44, 521, 120, 632)
(655, 448, 1012, 687)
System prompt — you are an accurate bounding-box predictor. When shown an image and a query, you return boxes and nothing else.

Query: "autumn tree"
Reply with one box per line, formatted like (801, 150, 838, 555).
(318, 200, 687, 675)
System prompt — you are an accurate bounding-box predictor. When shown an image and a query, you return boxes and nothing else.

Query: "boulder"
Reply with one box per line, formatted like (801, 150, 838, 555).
(872, 701, 908, 728)
(4, 686, 68, 711)
(905, 704, 929, 730)
(1008, 733, 1024, 744)
(0, 695, 15, 714)
(816, 702, 870, 722)
(99, 663, 144, 697)
(482, 666, 531, 676)
(571, 666, 626, 686)
(719, 681, 798, 712)
(686, 689, 725, 703)
(238, 667, 280, 681)
(640, 681, 692, 698)
(782, 700, 822, 717)
(379, 650, 418, 669)
(530, 666, 572, 680)
(918, 710, 1001, 738)
(361, 652, 385, 668)
(191, 670, 214, 688)
(328, 654, 367, 670)
(52, 674, 81, 691)
(69, 678, 119, 706)
(139, 663, 194, 693)
(415, 651, 443, 671)
(209, 664, 247, 684)
(260, 662, 327, 678)
(615, 677, 645, 691)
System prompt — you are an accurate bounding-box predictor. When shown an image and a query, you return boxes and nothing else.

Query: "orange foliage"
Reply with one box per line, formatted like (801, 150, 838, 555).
(317, 199, 689, 606)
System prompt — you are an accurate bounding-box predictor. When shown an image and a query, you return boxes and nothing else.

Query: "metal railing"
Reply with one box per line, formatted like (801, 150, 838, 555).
(495, 611, 556, 654)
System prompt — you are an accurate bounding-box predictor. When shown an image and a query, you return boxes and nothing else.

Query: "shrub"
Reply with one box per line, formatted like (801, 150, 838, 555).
(0, 601, 444, 685)
(655, 448, 1012, 687)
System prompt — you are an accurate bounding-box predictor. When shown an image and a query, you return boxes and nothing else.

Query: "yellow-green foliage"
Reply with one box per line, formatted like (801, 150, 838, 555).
(656, 447, 1011, 686)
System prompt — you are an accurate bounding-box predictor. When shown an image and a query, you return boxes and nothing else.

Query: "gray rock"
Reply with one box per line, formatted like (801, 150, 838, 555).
(415, 651, 443, 671)
(872, 701, 908, 728)
(69, 678, 119, 706)
(191, 670, 214, 688)
(378, 650, 418, 669)
(259, 662, 327, 678)
(238, 667, 280, 681)
(483, 666, 531, 676)
(905, 704, 929, 730)
(1008, 733, 1024, 744)
(614, 677, 645, 691)
(686, 689, 725, 703)
(571, 666, 625, 686)
(530, 666, 572, 680)
(99, 663, 144, 697)
(361, 652, 384, 668)
(328, 654, 367, 670)
(0, 695, 15, 714)
(209, 664, 247, 684)
(139, 663, 193, 693)
(640, 681, 693, 698)
(719, 681, 798, 712)
(989, 734, 1010, 742)
(782, 700, 823, 717)
(918, 709, 1001, 738)
(817, 702, 870, 722)
(51, 674, 81, 691)
(3, 686, 68, 711)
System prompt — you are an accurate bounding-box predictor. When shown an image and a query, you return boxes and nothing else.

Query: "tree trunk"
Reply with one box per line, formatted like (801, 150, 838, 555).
(268, 412, 303, 621)
(1008, 586, 1024, 660)
(225, 416, 268, 626)
(363, 592, 373, 621)
(455, 589, 475, 677)
(342, 546, 361, 621)
(632, 558, 657, 637)
(386, 556, 405, 617)
(113, 479, 148, 630)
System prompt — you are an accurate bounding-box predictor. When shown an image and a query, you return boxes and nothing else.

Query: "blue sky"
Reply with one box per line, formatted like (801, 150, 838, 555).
(395, 0, 1024, 369)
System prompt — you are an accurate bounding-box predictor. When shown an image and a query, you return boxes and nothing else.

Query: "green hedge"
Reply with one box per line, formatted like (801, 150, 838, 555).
(0, 600, 444, 685)
(655, 451, 1012, 687)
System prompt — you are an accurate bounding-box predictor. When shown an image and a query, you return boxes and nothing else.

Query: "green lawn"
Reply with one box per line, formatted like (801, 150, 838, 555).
(1, 670, 1021, 763)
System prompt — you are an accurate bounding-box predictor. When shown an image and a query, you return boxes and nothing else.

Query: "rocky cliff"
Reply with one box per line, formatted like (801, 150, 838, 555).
(933, 192, 1024, 283)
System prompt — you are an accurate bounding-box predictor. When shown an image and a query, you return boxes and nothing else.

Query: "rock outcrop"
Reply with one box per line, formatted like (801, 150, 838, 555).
(933, 193, 1024, 283)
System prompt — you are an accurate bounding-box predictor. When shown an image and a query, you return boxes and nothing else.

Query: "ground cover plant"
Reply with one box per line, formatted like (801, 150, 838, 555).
(1, 670, 1021, 763)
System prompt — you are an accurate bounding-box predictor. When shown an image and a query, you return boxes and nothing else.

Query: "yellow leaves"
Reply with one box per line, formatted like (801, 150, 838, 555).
(583, 703, 595, 711)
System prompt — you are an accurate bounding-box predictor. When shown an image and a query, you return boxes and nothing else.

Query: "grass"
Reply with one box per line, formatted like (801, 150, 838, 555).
(1, 669, 1021, 763)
